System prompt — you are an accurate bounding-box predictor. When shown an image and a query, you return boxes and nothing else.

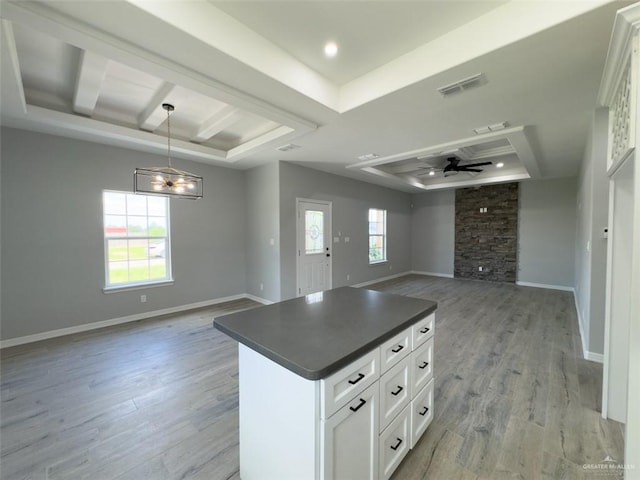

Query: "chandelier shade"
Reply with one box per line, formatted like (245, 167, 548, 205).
(134, 103, 203, 199)
(134, 166, 203, 199)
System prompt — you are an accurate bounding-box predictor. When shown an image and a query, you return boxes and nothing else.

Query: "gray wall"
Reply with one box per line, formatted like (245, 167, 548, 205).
(1, 127, 247, 340)
(411, 178, 577, 288)
(279, 162, 412, 300)
(245, 163, 281, 302)
(410, 190, 455, 276)
(518, 178, 577, 288)
(575, 108, 609, 356)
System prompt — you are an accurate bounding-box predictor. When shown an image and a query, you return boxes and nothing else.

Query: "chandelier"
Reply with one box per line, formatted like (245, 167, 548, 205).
(134, 103, 203, 199)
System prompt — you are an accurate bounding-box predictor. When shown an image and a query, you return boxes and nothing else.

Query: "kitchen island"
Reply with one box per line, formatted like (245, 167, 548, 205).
(214, 286, 437, 480)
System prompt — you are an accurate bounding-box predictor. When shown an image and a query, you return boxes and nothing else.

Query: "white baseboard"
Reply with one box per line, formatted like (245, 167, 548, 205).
(516, 281, 574, 292)
(244, 294, 274, 305)
(573, 288, 589, 360)
(585, 351, 604, 363)
(352, 271, 412, 288)
(0, 293, 266, 349)
(571, 288, 604, 364)
(410, 271, 454, 279)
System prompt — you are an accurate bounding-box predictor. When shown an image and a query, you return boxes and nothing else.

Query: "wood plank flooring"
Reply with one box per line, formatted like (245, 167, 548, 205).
(0, 275, 625, 479)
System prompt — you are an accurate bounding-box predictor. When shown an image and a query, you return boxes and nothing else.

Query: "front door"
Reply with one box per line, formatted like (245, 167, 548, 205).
(297, 199, 332, 296)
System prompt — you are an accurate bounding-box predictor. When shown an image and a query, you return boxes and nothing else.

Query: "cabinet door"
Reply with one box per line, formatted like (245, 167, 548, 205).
(380, 327, 411, 373)
(322, 382, 379, 480)
(410, 336, 434, 394)
(411, 313, 434, 350)
(410, 378, 434, 448)
(321, 348, 379, 419)
(379, 355, 411, 431)
(379, 404, 411, 480)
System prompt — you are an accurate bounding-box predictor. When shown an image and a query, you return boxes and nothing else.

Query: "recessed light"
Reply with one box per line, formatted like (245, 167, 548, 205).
(428, 170, 435, 176)
(324, 42, 338, 58)
(496, 162, 504, 168)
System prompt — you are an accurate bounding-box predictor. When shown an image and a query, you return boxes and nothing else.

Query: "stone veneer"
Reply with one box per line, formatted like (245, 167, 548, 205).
(454, 182, 519, 282)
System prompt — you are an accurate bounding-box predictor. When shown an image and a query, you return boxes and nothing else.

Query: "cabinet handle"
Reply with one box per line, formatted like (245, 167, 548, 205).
(350, 398, 366, 412)
(390, 437, 403, 451)
(419, 406, 429, 416)
(420, 327, 430, 334)
(419, 361, 429, 369)
(391, 385, 404, 396)
(348, 373, 365, 385)
(391, 345, 404, 353)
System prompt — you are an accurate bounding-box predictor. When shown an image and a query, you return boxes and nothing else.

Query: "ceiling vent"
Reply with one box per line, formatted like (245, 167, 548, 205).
(357, 153, 380, 161)
(437, 73, 486, 97)
(277, 143, 301, 152)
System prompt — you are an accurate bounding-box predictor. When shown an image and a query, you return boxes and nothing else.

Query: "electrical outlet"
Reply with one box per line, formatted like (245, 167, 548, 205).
(260, 283, 264, 291)
(347, 274, 350, 281)
(140, 295, 147, 303)
(478, 266, 483, 272)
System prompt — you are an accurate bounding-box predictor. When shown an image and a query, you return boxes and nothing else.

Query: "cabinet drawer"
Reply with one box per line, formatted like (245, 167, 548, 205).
(410, 336, 434, 393)
(321, 382, 379, 480)
(321, 348, 380, 419)
(380, 327, 411, 374)
(379, 404, 410, 480)
(412, 313, 434, 350)
(410, 379, 434, 448)
(379, 355, 411, 431)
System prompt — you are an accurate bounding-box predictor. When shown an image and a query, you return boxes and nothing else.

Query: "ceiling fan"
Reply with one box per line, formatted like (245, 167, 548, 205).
(417, 156, 492, 177)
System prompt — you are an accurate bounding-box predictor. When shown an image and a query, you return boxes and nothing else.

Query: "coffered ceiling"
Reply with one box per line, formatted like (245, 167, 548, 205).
(0, 1, 631, 192)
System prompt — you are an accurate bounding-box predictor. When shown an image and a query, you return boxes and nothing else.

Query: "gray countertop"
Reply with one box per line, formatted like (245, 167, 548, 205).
(213, 286, 437, 380)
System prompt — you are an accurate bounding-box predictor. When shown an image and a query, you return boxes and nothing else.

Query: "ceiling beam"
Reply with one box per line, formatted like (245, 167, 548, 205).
(190, 106, 241, 142)
(73, 50, 109, 116)
(0, 20, 27, 116)
(138, 82, 177, 131)
(227, 125, 295, 160)
(16, 104, 229, 163)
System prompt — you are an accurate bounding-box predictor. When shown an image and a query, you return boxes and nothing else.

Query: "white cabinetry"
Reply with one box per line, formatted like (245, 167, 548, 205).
(238, 311, 435, 480)
(322, 383, 379, 480)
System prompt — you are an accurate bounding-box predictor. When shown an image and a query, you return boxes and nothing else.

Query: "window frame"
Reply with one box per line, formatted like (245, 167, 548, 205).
(368, 208, 387, 264)
(102, 190, 173, 292)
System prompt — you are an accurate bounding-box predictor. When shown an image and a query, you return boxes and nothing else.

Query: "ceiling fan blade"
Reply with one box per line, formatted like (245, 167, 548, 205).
(460, 161, 492, 168)
(446, 156, 460, 167)
(459, 168, 483, 172)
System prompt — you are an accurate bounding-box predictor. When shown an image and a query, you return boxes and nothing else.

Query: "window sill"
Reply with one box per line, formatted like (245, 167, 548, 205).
(369, 260, 388, 266)
(103, 279, 174, 294)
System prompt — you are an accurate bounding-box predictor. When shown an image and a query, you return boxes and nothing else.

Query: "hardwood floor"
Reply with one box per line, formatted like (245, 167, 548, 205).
(0, 275, 624, 479)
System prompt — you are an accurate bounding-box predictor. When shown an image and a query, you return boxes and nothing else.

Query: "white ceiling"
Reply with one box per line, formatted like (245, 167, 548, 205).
(0, 0, 631, 192)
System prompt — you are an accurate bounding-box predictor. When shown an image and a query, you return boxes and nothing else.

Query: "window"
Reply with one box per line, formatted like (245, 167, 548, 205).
(305, 210, 324, 254)
(368, 208, 387, 264)
(103, 190, 171, 289)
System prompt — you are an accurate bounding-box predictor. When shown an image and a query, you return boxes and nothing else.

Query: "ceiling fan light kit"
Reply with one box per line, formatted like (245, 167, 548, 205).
(134, 103, 203, 199)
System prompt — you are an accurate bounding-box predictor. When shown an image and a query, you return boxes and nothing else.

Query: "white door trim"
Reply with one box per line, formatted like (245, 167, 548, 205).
(296, 198, 333, 297)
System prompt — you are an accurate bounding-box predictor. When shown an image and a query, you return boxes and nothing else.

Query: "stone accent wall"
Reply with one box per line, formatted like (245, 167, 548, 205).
(454, 182, 519, 282)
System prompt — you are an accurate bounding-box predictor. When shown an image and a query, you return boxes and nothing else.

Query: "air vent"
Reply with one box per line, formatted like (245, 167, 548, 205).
(473, 122, 508, 135)
(277, 143, 301, 152)
(357, 153, 380, 161)
(437, 73, 485, 97)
